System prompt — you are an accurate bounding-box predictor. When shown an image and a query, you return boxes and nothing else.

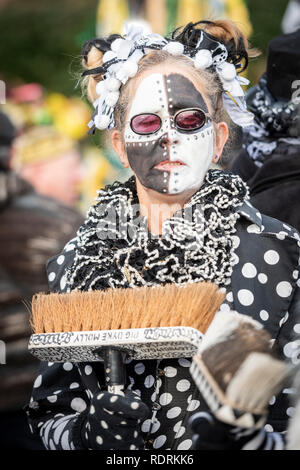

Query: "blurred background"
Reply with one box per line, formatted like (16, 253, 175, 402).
(0, 0, 299, 450)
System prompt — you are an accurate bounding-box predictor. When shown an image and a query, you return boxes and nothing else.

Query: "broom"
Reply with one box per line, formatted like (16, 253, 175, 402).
(190, 310, 294, 429)
(29, 281, 226, 394)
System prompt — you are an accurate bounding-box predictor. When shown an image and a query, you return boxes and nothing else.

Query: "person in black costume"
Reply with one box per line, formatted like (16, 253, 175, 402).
(0, 112, 84, 449)
(229, 29, 300, 232)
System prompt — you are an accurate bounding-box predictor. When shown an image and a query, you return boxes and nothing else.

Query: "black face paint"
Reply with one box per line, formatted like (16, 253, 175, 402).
(125, 73, 212, 194)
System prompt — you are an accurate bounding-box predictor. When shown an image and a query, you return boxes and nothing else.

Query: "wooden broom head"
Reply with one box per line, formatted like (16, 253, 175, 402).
(30, 281, 226, 335)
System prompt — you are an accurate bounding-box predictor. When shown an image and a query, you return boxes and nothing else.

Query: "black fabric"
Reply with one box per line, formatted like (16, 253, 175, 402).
(266, 29, 300, 101)
(229, 143, 300, 232)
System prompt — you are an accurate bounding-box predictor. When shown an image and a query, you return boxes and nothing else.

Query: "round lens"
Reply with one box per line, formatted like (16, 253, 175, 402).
(130, 114, 161, 135)
(175, 109, 206, 131)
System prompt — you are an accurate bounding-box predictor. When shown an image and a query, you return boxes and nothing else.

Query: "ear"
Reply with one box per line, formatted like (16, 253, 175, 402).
(111, 130, 129, 168)
(213, 121, 229, 163)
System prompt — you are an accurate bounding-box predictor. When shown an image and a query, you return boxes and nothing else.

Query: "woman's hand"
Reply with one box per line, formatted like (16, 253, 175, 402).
(81, 390, 150, 450)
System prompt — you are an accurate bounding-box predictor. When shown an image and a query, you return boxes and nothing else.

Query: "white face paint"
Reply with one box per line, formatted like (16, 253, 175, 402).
(124, 72, 215, 195)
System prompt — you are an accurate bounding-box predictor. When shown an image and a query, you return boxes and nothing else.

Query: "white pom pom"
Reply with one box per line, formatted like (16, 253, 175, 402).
(105, 91, 120, 107)
(111, 38, 124, 52)
(163, 41, 184, 55)
(123, 60, 139, 78)
(95, 80, 107, 96)
(219, 62, 236, 81)
(94, 114, 110, 130)
(194, 49, 213, 69)
(102, 51, 117, 63)
(105, 77, 121, 92)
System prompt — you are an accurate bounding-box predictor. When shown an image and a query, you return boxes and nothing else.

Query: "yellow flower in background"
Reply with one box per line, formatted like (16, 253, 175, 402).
(79, 146, 118, 210)
(45, 93, 92, 141)
(95, 0, 252, 38)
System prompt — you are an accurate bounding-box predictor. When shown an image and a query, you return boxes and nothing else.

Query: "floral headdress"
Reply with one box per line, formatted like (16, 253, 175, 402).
(82, 22, 254, 133)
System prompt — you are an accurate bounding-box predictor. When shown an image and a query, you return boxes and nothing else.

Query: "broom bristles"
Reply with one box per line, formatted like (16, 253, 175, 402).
(30, 282, 226, 334)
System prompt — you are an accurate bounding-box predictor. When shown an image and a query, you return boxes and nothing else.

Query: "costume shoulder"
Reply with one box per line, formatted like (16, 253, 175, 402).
(46, 237, 78, 293)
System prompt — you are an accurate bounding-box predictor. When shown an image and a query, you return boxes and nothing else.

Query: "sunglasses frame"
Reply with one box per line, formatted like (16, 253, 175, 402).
(129, 108, 211, 136)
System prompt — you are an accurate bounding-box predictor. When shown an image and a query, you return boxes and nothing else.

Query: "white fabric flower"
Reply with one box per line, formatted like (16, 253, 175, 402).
(194, 49, 213, 69)
(163, 41, 184, 55)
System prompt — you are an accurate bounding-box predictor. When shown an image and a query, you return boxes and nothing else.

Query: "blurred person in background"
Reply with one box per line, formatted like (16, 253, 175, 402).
(12, 126, 83, 208)
(0, 112, 84, 449)
(229, 29, 300, 232)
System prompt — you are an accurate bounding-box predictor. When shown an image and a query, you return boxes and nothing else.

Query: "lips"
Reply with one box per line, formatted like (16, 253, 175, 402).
(154, 160, 186, 171)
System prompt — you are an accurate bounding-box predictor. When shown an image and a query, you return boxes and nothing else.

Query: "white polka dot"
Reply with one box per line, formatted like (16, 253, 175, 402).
(69, 382, 79, 389)
(150, 421, 161, 433)
(287, 407, 295, 417)
(101, 420, 108, 429)
(220, 303, 230, 312)
(264, 424, 273, 432)
(96, 436, 103, 445)
(47, 395, 57, 403)
(48, 272, 56, 282)
(232, 253, 239, 266)
(175, 426, 185, 438)
(144, 375, 155, 388)
(166, 407, 182, 419)
(232, 235, 240, 249)
(84, 365, 93, 375)
(34, 375, 42, 388)
(70, 398, 87, 412)
(153, 435, 167, 449)
(65, 243, 76, 252)
(294, 324, 300, 334)
(259, 310, 269, 321)
(237, 289, 254, 306)
(90, 405, 95, 414)
(258, 273, 268, 284)
(134, 363, 145, 375)
(57, 255, 65, 265)
(110, 395, 119, 403)
(264, 250, 280, 265)
(141, 419, 152, 433)
(226, 291, 233, 303)
(177, 439, 192, 450)
(293, 270, 299, 280)
(242, 262, 257, 278)
(173, 420, 182, 433)
(178, 358, 191, 367)
(164, 366, 177, 377)
(176, 379, 191, 392)
(115, 434, 122, 440)
(279, 311, 289, 327)
(63, 362, 73, 371)
(60, 275, 67, 291)
(131, 402, 139, 409)
(269, 396, 276, 406)
(247, 223, 260, 234)
(276, 281, 293, 298)
(159, 393, 173, 406)
(187, 399, 200, 412)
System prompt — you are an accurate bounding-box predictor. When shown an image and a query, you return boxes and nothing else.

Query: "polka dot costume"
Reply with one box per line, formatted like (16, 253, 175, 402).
(27, 197, 300, 450)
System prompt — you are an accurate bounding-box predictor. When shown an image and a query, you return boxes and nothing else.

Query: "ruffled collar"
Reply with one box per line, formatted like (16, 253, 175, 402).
(66, 170, 248, 291)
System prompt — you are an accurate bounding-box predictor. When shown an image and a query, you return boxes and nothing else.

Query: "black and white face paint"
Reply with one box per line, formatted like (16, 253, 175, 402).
(124, 73, 215, 195)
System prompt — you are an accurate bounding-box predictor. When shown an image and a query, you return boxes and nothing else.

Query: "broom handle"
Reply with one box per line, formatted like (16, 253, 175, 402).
(100, 347, 127, 395)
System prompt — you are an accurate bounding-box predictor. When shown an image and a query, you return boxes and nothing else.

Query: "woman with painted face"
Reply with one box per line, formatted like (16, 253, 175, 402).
(26, 21, 300, 450)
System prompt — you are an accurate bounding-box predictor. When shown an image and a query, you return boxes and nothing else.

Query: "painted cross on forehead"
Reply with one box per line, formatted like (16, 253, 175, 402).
(125, 73, 215, 195)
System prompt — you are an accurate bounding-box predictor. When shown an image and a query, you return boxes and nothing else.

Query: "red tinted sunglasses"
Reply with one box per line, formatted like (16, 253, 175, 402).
(130, 108, 211, 135)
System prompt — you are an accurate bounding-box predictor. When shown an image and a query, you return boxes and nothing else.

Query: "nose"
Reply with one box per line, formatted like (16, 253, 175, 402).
(159, 131, 179, 148)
